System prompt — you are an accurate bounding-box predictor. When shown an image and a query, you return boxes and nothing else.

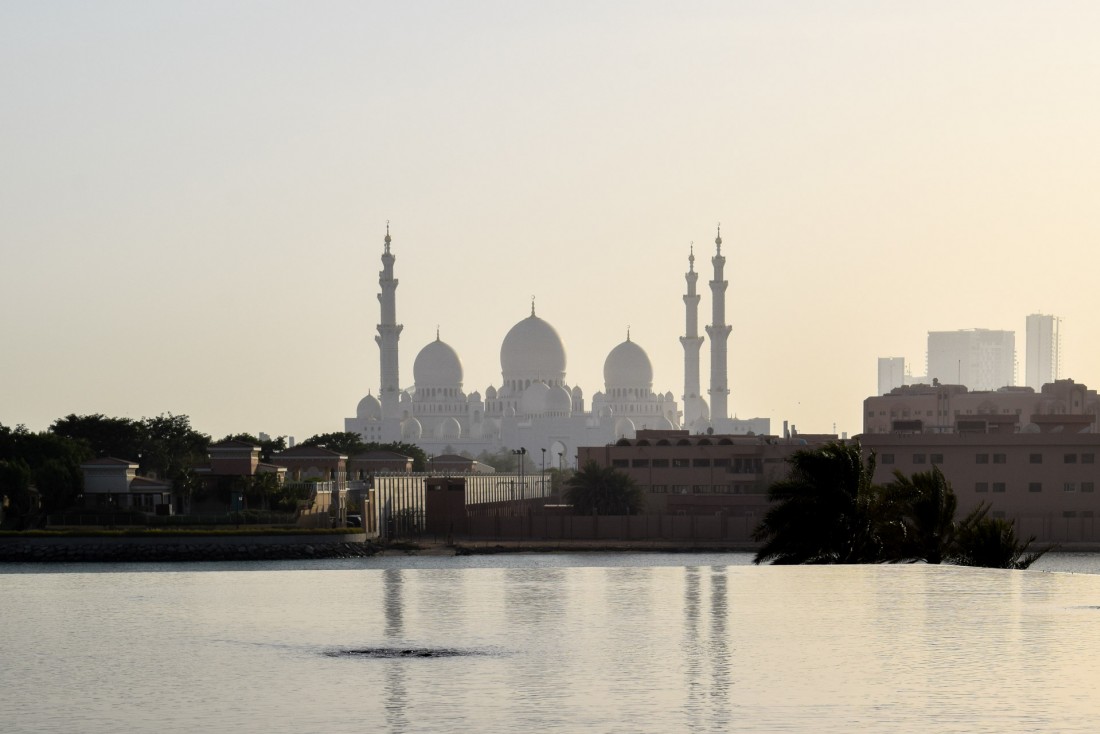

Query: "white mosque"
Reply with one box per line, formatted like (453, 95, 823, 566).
(345, 225, 768, 465)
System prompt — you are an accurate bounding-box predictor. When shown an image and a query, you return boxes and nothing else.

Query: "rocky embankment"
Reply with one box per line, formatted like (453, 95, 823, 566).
(0, 539, 382, 563)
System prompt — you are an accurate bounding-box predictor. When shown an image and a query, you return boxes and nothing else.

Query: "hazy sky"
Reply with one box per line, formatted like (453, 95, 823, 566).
(3, 2, 1099, 442)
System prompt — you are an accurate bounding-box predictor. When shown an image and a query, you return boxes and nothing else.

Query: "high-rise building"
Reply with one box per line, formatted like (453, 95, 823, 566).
(1025, 313, 1060, 390)
(877, 357, 906, 395)
(926, 329, 1015, 391)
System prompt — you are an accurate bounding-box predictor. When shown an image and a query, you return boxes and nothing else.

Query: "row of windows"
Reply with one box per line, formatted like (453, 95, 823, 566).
(977, 482, 1097, 493)
(646, 484, 760, 495)
(614, 458, 764, 472)
(881, 452, 1096, 465)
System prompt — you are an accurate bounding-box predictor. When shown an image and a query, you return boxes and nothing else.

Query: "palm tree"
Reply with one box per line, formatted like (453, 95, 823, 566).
(884, 466, 958, 564)
(951, 503, 1050, 569)
(753, 441, 887, 564)
(565, 461, 644, 515)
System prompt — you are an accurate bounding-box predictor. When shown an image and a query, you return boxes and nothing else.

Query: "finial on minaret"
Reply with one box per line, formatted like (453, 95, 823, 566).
(436, 325, 440, 341)
(531, 296, 536, 317)
(715, 222, 722, 252)
(689, 242, 695, 271)
(627, 325, 631, 342)
(384, 220, 391, 252)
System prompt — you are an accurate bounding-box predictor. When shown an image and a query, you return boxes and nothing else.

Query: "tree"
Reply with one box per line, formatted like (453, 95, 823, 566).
(884, 467, 958, 564)
(301, 432, 369, 456)
(564, 461, 644, 515)
(140, 414, 210, 481)
(753, 441, 886, 565)
(951, 503, 1048, 570)
(50, 414, 143, 461)
(220, 433, 286, 461)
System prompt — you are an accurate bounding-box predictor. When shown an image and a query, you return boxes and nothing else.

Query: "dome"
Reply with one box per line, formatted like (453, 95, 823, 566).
(614, 417, 636, 440)
(468, 391, 482, 403)
(546, 385, 573, 416)
(654, 416, 674, 430)
(414, 337, 463, 388)
(485, 386, 498, 400)
(500, 312, 567, 383)
(571, 385, 583, 399)
(434, 417, 462, 440)
(603, 337, 653, 390)
(401, 416, 423, 440)
(685, 395, 711, 422)
(356, 394, 382, 421)
(521, 381, 551, 416)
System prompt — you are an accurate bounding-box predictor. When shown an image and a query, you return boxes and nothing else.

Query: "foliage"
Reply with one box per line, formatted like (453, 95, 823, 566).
(219, 433, 286, 461)
(302, 433, 429, 471)
(474, 447, 535, 473)
(564, 461, 644, 515)
(753, 442, 884, 564)
(753, 442, 1051, 569)
(1, 423, 91, 523)
(951, 503, 1047, 570)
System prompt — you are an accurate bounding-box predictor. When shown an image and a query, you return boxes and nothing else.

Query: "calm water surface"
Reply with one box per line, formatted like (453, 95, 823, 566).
(3, 553, 1100, 733)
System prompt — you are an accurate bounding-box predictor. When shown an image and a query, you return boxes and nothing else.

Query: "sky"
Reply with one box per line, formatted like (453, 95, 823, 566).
(3, 2, 1100, 442)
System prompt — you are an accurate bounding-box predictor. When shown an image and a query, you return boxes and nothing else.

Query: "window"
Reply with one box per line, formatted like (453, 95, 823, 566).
(1028, 482, 1042, 493)
(992, 482, 1006, 493)
(881, 453, 895, 465)
(693, 458, 711, 467)
(931, 454, 943, 465)
(651, 459, 669, 468)
(913, 453, 926, 465)
(612, 459, 628, 468)
(1084, 453, 1095, 464)
(975, 482, 989, 493)
(692, 485, 710, 494)
(993, 453, 1007, 464)
(1064, 454, 1078, 464)
(1064, 482, 1077, 492)
(1084, 482, 1095, 493)
(672, 458, 690, 468)
(650, 485, 668, 493)
(975, 453, 989, 464)
(631, 459, 649, 468)
(1029, 453, 1043, 464)
(713, 458, 730, 467)
(671, 485, 690, 494)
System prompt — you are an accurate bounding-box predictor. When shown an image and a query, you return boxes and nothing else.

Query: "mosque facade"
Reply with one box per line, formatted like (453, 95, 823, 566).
(345, 226, 768, 465)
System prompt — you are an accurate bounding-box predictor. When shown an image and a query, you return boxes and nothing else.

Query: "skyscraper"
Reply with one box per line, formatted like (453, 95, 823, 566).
(877, 357, 906, 395)
(926, 329, 1015, 391)
(1025, 313, 1059, 390)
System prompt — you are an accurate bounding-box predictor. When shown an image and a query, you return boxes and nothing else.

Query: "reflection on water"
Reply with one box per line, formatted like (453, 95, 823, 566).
(3, 556, 1100, 733)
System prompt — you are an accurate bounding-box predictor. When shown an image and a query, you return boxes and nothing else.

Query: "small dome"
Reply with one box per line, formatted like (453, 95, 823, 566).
(400, 390, 412, 404)
(356, 394, 382, 421)
(690, 417, 712, 435)
(521, 381, 551, 416)
(604, 337, 654, 391)
(665, 391, 674, 401)
(401, 416, 423, 440)
(685, 395, 711, 421)
(655, 416, 674, 430)
(597, 405, 614, 419)
(571, 385, 583, 399)
(414, 337, 463, 388)
(614, 417, 636, 439)
(504, 405, 516, 418)
(486, 386, 498, 400)
(500, 312, 567, 382)
(468, 390, 482, 403)
(546, 385, 573, 416)
(435, 417, 461, 440)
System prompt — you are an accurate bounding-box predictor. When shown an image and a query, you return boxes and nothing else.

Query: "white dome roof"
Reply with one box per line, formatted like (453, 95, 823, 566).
(434, 417, 462, 440)
(401, 416, 423, 440)
(685, 395, 710, 421)
(521, 381, 551, 416)
(356, 394, 382, 421)
(546, 385, 573, 416)
(500, 312, 567, 382)
(414, 337, 463, 388)
(485, 386, 498, 399)
(655, 416, 674, 430)
(614, 417, 636, 439)
(603, 337, 653, 390)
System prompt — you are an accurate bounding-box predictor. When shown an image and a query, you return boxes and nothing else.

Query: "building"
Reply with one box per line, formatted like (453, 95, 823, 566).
(927, 329, 1015, 391)
(877, 357, 906, 395)
(1025, 313, 1060, 391)
(860, 431, 1100, 544)
(577, 429, 836, 517)
(80, 457, 173, 513)
(863, 379, 1100, 435)
(346, 226, 768, 464)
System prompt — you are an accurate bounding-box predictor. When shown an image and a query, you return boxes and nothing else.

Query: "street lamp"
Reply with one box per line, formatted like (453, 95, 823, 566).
(558, 451, 564, 503)
(541, 448, 546, 496)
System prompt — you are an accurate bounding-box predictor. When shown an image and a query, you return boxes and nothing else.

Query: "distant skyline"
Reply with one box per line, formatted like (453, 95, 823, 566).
(3, 2, 1099, 441)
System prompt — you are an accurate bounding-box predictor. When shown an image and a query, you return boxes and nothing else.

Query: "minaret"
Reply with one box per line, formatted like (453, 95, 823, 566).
(679, 245, 705, 426)
(706, 225, 732, 424)
(375, 223, 403, 420)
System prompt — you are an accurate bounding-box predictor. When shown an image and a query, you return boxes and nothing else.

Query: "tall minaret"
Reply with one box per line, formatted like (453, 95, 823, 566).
(680, 245, 705, 427)
(706, 225, 732, 424)
(375, 223, 403, 420)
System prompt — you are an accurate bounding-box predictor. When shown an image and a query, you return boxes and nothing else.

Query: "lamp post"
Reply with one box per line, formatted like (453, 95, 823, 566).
(541, 448, 546, 497)
(558, 451, 564, 503)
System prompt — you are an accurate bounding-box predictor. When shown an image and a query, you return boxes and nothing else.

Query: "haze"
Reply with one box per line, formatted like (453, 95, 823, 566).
(3, 2, 1098, 441)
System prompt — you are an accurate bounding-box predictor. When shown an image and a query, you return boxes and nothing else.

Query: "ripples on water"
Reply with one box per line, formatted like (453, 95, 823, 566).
(3, 553, 1100, 733)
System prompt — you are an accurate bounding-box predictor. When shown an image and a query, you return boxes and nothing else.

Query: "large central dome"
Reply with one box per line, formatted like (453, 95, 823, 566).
(500, 311, 567, 383)
(414, 337, 463, 388)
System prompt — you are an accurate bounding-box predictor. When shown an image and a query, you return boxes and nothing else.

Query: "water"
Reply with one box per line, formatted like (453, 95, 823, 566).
(3, 553, 1100, 733)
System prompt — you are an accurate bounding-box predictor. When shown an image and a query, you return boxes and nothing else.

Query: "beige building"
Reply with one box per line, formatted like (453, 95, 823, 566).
(860, 432, 1100, 544)
(863, 379, 1100, 435)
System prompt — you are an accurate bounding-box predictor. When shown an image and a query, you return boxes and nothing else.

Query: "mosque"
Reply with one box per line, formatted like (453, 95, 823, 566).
(345, 226, 769, 466)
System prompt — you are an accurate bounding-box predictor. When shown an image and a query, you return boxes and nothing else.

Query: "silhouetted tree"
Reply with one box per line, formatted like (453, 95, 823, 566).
(565, 461, 644, 515)
(951, 503, 1047, 569)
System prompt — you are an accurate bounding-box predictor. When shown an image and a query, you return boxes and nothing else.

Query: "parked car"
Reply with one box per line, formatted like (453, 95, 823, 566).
(346, 514, 363, 528)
